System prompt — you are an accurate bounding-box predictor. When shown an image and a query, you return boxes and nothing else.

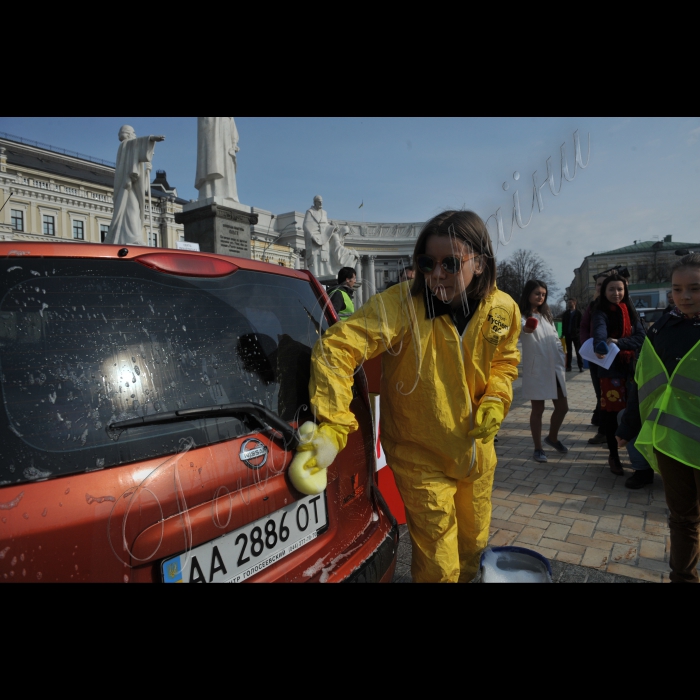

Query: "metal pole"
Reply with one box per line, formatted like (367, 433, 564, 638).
(142, 162, 148, 245)
(148, 165, 154, 246)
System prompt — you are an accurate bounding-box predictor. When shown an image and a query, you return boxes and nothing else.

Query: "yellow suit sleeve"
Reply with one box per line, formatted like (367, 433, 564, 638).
(309, 284, 413, 435)
(481, 294, 521, 418)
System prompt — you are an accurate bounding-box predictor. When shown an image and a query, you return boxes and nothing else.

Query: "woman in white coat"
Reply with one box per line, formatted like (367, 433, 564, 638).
(519, 280, 569, 463)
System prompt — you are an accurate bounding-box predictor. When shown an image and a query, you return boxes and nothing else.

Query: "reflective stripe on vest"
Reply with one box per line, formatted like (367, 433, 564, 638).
(671, 373, 700, 397)
(637, 371, 666, 404)
(635, 336, 700, 471)
(331, 288, 354, 320)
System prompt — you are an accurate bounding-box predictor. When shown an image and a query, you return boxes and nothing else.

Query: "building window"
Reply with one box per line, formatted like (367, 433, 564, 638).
(148, 231, 158, 248)
(43, 215, 56, 236)
(100, 224, 110, 243)
(72, 220, 85, 240)
(11, 210, 24, 231)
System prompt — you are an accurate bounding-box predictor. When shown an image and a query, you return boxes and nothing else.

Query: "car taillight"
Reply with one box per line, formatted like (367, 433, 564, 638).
(134, 253, 238, 277)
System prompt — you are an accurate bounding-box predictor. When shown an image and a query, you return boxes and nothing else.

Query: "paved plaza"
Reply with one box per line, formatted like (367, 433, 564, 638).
(392, 366, 675, 583)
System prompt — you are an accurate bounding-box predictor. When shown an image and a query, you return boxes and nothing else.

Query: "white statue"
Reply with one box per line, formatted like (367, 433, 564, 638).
(105, 126, 164, 246)
(195, 117, 240, 204)
(303, 195, 358, 278)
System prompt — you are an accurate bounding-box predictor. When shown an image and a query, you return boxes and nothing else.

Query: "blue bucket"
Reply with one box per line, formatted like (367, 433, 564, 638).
(480, 546, 553, 583)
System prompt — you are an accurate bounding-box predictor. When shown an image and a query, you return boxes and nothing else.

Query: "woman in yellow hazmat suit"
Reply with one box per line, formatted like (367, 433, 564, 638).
(294, 210, 521, 582)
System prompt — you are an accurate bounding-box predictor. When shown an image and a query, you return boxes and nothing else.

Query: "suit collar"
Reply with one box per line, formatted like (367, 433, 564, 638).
(423, 288, 482, 334)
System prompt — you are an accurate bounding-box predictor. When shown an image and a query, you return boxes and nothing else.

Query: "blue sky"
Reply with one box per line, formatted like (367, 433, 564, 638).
(2, 116, 699, 298)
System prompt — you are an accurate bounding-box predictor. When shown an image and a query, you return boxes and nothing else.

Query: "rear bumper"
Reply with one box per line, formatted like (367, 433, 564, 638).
(342, 520, 399, 583)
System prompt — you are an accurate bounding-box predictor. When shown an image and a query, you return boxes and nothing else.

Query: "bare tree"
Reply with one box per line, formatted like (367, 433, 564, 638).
(496, 249, 558, 303)
(496, 259, 519, 301)
(549, 294, 566, 320)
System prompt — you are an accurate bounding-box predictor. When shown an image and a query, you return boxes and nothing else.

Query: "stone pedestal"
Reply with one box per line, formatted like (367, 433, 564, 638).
(175, 201, 258, 258)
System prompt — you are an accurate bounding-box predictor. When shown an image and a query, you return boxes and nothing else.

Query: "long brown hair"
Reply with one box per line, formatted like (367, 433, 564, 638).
(410, 210, 496, 299)
(519, 279, 553, 323)
(594, 272, 640, 324)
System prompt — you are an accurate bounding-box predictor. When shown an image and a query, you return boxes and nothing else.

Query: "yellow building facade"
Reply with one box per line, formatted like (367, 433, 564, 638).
(0, 134, 186, 247)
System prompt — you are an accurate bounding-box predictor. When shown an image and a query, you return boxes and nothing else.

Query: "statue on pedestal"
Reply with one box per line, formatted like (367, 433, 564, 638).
(303, 195, 358, 278)
(105, 125, 164, 245)
(195, 117, 240, 204)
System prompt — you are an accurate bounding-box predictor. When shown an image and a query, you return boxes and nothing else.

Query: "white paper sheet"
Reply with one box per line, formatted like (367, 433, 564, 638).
(579, 337, 620, 370)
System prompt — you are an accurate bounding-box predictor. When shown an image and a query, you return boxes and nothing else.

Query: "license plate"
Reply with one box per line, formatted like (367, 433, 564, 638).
(161, 493, 328, 583)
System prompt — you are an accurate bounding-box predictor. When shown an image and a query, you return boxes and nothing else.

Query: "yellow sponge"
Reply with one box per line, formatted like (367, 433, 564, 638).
(289, 422, 341, 495)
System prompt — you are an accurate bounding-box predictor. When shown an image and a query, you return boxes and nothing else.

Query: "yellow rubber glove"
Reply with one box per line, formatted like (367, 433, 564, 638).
(467, 399, 505, 444)
(289, 422, 349, 495)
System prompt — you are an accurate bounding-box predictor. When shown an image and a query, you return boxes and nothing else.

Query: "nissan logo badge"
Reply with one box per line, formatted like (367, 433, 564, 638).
(239, 438, 268, 470)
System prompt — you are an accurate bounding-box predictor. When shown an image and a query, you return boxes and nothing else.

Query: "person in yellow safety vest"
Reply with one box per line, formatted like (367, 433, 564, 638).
(293, 210, 521, 583)
(617, 253, 700, 583)
(328, 267, 356, 321)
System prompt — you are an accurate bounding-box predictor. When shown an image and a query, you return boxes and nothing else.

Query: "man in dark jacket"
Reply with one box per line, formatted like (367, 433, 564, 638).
(561, 298, 583, 372)
(581, 278, 604, 437)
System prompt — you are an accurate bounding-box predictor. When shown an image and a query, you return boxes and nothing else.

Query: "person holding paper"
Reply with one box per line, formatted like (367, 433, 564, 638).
(592, 273, 645, 475)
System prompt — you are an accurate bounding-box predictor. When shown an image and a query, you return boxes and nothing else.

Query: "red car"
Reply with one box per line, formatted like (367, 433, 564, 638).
(0, 242, 398, 582)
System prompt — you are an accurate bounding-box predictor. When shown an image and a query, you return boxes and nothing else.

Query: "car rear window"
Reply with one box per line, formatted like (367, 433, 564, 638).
(0, 258, 328, 485)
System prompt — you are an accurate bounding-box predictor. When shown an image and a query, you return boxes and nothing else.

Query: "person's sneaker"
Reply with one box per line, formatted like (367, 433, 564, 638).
(588, 432, 606, 445)
(533, 449, 548, 463)
(544, 436, 569, 453)
(625, 469, 654, 489)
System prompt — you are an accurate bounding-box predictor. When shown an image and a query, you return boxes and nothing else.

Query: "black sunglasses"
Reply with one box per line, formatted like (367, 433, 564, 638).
(416, 254, 477, 275)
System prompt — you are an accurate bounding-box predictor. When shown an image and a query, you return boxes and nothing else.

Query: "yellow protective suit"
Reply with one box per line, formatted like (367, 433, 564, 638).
(309, 282, 521, 582)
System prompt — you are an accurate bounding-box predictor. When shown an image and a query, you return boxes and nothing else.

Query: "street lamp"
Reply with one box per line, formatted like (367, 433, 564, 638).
(252, 222, 302, 264)
(275, 222, 302, 266)
(277, 221, 302, 240)
(252, 235, 276, 259)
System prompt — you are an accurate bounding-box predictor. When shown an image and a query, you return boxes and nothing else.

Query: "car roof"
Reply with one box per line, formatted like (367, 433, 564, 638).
(0, 241, 310, 282)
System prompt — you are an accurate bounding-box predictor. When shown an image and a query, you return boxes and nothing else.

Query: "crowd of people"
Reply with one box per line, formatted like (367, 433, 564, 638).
(520, 270, 649, 482)
(301, 211, 700, 584)
(517, 258, 700, 583)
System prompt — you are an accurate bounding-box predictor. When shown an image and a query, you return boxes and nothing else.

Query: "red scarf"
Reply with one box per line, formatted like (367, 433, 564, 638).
(616, 303, 635, 365)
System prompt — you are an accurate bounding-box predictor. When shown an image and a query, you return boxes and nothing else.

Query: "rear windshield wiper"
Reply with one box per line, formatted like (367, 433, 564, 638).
(107, 402, 299, 449)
